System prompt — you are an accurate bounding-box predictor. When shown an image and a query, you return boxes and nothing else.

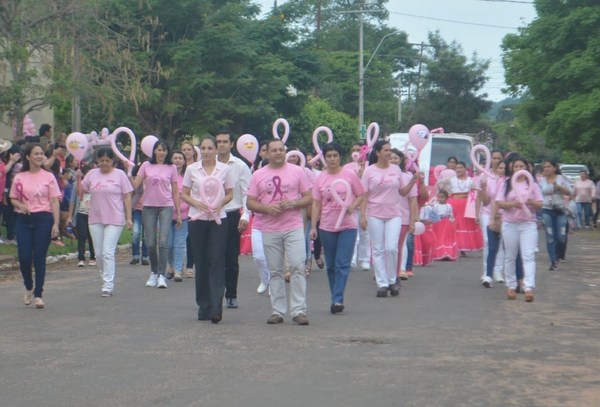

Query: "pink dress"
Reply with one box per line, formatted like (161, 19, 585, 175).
(448, 176, 483, 251)
(431, 203, 458, 261)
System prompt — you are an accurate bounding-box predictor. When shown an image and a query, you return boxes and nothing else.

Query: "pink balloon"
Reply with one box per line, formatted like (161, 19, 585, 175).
(434, 165, 447, 181)
(110, 127, 137, 175)
(470, 144, 492, 177)
(413, 221, 426, 236)
(236, 134, 259, 165)
(366, 122, 379, 148)
(351, 152, 360, 162)
(408, 124, 430, 152)
(191, 176, 225, 224)
(511, 169, 535, 218)
(308, 126, 333, 167)
(440, 169, 457, 180)
(141, 135, 158, 158)
(286, 150, 306, 168)
(66, 132, 89, 162)
(272, 118, 290, 146)
(331, 179, 353, 229)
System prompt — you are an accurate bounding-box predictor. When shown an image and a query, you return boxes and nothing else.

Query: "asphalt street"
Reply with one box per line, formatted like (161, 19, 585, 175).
(1, 231, 599, 407)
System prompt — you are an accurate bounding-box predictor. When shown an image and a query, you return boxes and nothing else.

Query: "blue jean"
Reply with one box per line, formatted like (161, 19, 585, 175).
(541, 209, 567, 265)
(168, 219, 188, 273)
(131, 209, 148, 259)
(16, 212, 54, 297)
(576, 202, 592, 227)
(142, 206, 173, 275)
(319, 228, 357, 305)
(486, 227, 501, 278)
(405, 232, 414, 271)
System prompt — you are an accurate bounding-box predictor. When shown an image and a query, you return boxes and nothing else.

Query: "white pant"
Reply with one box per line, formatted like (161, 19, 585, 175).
(89, 224, 124, 292)
(251, 228, 270, 285)
(262, 228, 307, 317)
(502, 221, 537, 291)
(367, 216, 402, 288)
(353, 213, 371, 265)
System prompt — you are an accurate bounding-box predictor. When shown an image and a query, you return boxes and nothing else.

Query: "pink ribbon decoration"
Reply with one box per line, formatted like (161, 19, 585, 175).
(331, 178, 353, 229)
(430, 128, 445, 134)
(511, 169, 535, 218)
(192, 176, 225, 224)
(308, 126, 333, 167)
(358, 144, 370, 162)
(14, 182, 29, 202)
(286, 150, 306, 167)
(365, 122, 379, 149)
(272, 118, 290, 146)
(110, 127, 137, 176)
(470, 144, 492, 184)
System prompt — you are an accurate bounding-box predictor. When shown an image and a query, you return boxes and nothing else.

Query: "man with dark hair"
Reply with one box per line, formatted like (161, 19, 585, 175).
(216, 130, 252, 309)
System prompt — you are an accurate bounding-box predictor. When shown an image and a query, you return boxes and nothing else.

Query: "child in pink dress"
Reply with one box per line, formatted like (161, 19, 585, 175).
(432, 190, 458, 261)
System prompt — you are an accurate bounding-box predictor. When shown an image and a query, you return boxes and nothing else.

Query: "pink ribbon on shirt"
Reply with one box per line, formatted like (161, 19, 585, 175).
(14, 182, 29, 202)
(331, 179, 353, 229)
(511, 170, 534, 218)
(270, 176, 284, 202)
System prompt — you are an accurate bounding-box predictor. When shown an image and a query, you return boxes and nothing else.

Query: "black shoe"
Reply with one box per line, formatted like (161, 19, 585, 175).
(549, 263, 558, 270)
(210, 314, 222, 324)
(130, 258, 140, 265)
(389, 284, 400, 296)
(227, 298, 238, 309)
(141, 259, 150, 266)
(330, 303, 344, 314)
(377, 288, 388, 297)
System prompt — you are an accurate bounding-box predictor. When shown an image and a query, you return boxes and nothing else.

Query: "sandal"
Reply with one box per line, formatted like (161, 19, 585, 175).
(315, 257, 324, 269)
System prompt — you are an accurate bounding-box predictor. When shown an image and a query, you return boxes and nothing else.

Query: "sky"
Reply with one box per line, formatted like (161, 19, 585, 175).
(254, 0, 538, 101)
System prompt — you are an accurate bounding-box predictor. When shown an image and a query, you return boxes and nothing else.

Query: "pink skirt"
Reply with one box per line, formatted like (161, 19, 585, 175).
(448, 197, 483, 251)
(432, 218, 459, 261)
(413, 224, 435, 267)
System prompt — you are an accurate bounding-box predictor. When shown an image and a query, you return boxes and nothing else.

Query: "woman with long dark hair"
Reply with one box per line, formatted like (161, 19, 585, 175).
(10, 143, 61, 308)
(167, 150, 189, 282)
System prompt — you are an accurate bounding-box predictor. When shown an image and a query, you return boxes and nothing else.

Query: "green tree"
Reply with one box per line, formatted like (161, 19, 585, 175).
(502, 0, 600, 159)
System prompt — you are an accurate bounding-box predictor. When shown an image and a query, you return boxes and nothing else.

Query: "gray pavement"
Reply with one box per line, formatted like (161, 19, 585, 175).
(1, 231, 599, 407)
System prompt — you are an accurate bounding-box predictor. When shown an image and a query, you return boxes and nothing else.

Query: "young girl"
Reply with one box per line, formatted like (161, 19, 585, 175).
(432, 190, 458, 261)
(67, 163, 97, 267)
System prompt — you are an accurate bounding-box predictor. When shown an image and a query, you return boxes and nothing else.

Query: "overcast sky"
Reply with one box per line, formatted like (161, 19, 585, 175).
(254, 0, 537, 101)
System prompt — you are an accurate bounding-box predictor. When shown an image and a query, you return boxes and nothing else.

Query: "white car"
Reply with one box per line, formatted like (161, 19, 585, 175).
(559, 164, 589, 185)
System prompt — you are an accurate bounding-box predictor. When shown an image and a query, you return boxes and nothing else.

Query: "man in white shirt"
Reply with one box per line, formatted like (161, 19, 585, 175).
(216, 131, 252, 309)
(574, 170, 596, 229)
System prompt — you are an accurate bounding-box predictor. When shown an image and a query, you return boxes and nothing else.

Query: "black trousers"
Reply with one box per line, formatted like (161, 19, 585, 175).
(189, 219, 227, 319)
(224, 210, 241, 299)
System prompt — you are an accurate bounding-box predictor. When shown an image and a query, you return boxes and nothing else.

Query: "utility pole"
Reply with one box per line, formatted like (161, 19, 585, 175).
(71, 18, 81, 132)
(358, 2, 365, 138)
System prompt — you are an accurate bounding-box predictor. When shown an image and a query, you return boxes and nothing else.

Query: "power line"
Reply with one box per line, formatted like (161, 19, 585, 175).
(388, 10, 521, 30)
(478, 0, 533, 4)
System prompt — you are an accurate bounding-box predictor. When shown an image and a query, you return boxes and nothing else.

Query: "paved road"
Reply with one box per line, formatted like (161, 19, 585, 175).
(1, 231, 599, 407)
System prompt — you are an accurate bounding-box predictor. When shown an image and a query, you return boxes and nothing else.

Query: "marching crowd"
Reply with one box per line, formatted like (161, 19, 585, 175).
(5, 125, 598, 323)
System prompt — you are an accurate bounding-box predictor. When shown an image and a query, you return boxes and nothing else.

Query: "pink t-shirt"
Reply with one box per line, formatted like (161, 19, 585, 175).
(312, 168, 365, 232)
(137, 162, 178, 207)
(81, 168, 133, 225)
(361, 164, 404, 220)
(10, 170, 62, 213)
(0, 161, 6, 197)
(399, 172, 417, 225)
(496, 180, 542, 223)
(480, 176, 504, 217)
(248, 163, 311, 233)
(182, 161, 233, 221)
(173, 173, 190, 220)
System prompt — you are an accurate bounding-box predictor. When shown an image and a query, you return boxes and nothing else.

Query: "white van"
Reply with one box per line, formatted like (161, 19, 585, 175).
(559, 164, 589, 184)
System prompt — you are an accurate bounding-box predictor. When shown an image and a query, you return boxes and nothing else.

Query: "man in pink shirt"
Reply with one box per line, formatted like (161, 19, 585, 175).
(247, 139, 312, 325)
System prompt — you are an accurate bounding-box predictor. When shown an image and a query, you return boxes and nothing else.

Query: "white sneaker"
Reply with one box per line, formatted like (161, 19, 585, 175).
(482, 276, 493, 288)
(257, 282, 268, 295)
(146, 273, 158, 287)
(78, 260, 85, 267)
(361, 262, 370, 271)
(493, 272, 505, 283)
(157, 274, 168, 289)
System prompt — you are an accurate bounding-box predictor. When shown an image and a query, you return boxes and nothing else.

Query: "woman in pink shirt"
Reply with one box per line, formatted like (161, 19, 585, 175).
(9, 143, 61, 309)
(180, 141, 198, 278)
(310, 142, 365, 313)
(131, 140, 181, 289)
(167, 151, 189, 282)
(182, 136, 233, 323)
(496, 156, 543, 302)
(360, 140, 404, 297)
(81, 148, 133, 296)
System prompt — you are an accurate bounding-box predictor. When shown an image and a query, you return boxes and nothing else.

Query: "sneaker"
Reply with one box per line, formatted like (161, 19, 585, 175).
(292, 313, 309, 325)
(157, 275, 168, 288)
(78, 260, 85, 267)
(141, 258, 150, 266)
(227, 298, 238, 309)
(34, 297, 45, 309)
(398, 271, 409, 280)
(493, 272, 505, 283)
(101, 291, 112, 297)
(257, 282, 268, 294)
(482, 276, 493, 288)
(165, 267, 174, 280)
(174, 272, 183, 282)
(24, 289, 33, 305)
(524, 290, 535, 302)
(361, 262, 370, 271)
(88, 259, 97, 266)
(267, 314, 284, 324)
(389, 283, 400, 296)
(406, 270, 414, 277)
(506, 288, 517, 300)
(549, 263, 558, 271)
(377, 288, 388, 297)
(185, 268, 194, 278)
(146, 273, 158, 287)
(330, 303, 345, 314)
(130, 258, 140, 265)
